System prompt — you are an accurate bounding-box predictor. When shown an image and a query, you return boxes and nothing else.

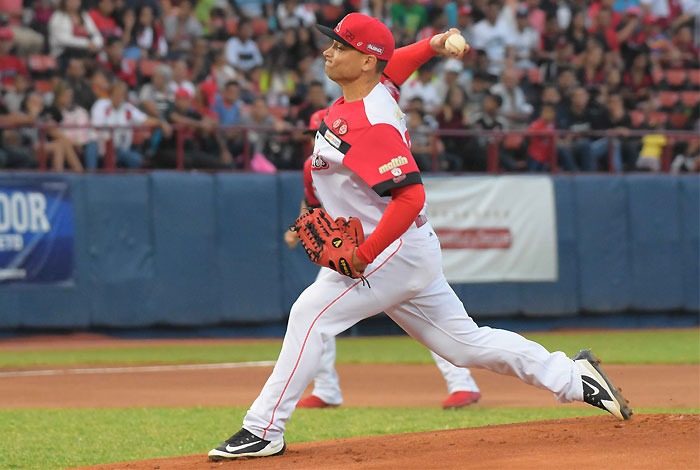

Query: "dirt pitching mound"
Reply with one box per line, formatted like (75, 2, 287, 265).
(74, 414, 699, 470)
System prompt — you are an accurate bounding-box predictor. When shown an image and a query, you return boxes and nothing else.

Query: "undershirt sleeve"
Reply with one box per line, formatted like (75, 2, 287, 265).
(356, 184, 426, 264)
(302, 157, 321, 208)
(343, 123, 422, 197)
(383, 38, 436, 86)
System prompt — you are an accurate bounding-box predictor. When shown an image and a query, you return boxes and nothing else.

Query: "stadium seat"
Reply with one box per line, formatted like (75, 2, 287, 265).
(27, 54, 57, 73)
(681, 91, 700, 108)
(139, 60, 162, 78)
(527, 68, 542, 84)
(629, 110, 646, 128)
(657, 91, 680, 109)
(650, 68, 664, 85)
(33, 79, 53, 93)
(252, 18, 268, 36)
(689, 69, 700, 87)
(647, 111, 668, 126)
(226, 18, 238, 35)
(669, 112, 689, 129)
(665, 69, 687, 88)
(269, 105, 288, 119)
(0, 0, 21, 13)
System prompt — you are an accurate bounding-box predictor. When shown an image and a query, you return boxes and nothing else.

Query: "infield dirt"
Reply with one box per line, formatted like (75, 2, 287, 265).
(73, 414, 698, 470)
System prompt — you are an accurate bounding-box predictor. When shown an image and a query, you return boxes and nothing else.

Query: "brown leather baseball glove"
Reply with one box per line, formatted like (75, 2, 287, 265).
(292, 208, 365, 278)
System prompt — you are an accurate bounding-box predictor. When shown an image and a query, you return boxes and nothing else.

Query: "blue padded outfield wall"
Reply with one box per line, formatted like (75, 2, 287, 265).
(0, 173, 697, 328)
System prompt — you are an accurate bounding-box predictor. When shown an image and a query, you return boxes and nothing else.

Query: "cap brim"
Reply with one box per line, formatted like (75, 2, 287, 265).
(316, 24, 354, 49)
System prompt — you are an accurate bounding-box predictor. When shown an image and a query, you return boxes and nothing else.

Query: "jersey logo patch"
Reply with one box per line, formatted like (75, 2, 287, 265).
(311, 151, 329, 170)
(378, 156, 408, 174)
(367, 43, 384, 55)
(332, 118, 348, 135)
(324, 129, 342, 149)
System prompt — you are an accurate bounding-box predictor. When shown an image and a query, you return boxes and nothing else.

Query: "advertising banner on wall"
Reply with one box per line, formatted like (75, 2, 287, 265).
(0, 178, 75, 284)
(424, 176, 558, 283)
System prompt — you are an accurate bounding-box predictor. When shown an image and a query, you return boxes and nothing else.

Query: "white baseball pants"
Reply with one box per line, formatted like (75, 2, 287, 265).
(243, 224, 583, 441)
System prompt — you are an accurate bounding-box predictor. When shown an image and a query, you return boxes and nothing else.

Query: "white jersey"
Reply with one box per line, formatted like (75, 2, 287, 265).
(309, 83, 427, 241)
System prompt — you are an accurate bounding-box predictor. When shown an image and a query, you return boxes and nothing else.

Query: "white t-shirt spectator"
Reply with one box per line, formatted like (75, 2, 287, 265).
(399, 78, 442, 113)
(91, 98, 148, 150)
(507, 25, 540, 67)
(225, 37, 263, 71)
(48, 11, 103, 57)
(489, 82, 534, 121)
(471, 19, 510, 73)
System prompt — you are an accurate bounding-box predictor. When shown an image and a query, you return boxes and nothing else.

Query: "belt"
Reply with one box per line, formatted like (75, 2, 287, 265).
(415, 214, 428, 228)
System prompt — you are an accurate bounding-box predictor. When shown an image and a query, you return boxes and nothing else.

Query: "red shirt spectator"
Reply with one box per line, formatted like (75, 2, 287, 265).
(527, 110, 556, 163)
(97, 37, 137, 87)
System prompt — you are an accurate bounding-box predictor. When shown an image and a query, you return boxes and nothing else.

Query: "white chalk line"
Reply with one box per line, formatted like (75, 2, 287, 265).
(0, 360, 277, 378)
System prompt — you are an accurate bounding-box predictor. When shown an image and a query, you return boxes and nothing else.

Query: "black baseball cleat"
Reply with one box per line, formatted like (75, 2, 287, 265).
(208, 428, 286, 460)
(573, 349, 633, 421)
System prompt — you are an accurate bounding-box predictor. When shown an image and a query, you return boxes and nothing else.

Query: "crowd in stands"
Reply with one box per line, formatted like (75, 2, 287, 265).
(0, 0, 698, 173)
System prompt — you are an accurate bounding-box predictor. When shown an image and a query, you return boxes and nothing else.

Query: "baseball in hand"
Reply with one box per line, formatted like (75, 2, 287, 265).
(445, 34, 467, 54)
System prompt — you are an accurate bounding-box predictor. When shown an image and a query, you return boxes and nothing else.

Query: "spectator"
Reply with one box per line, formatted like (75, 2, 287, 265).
(490, 68, 534, 126)
(91, 80, 170, 168)
(557, 86, 603, 171)
(577, 43, 605, 88)
(537, 12, 564, 64)
(24, 91, 84, 171)
(168, 59, 195, 97)
(0, 95, 38, 168)
(525, 0, 547, 33)
(158, 87, 227, 169)
(88, 0, 123, 40)
(636, 113, 667, 171)
(671, 25, 700, 68)
(230, 0, 274, 20)
(89, 68, 110, 102)
(276, 0, 315, 29)
(593, 93, 636, 171)
(138, 63, 173, 117)
(390, 0, 428, 38)
(399, 60, 441, 114)
(44, 81, 97, 169)
(212, 80, 243, 160)
(621, 52, 654, 107)
(125, 4, 167, 60)
(187, 37, 210, 84)
(471, 0, 510, 73)
(507, 7, 540, 69)
(566, 8, 590, 55)
(208, 49, 239, 94)
(435, 58, 466, 105)
(65, 57, 96, 110)
(464, 70, 495, 116)
(48, 0, 103, 64)
(417, 6, 448, 41)
(542, 38, 576, 83)
(225, 19, 263, 73)
(671, 137, 700, 174)
(436, 85, 473, 171)
(98, 36, 138, 88)
(526, 103, 577, 171)
(470, 92, 506, 171)
(3, 73, 30, 112)
(406, 108, 437, 171)
(456, 5, 474, 38)
(239, 96, 291, 169)
(295, 81, 327, 128)
(0, 27, 28, 91)
(557, 67, 577, 106)
(163, 0, 203, 56)
(640, 0, 670, 19)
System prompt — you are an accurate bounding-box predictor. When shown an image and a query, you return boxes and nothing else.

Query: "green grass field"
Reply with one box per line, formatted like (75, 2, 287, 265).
(1, 329, 698, 368)
(1, 330, 698, 469)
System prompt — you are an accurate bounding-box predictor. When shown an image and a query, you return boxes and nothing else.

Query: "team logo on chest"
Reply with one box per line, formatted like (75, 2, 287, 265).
(311, 151, 329, 170)
(332, 118, 348, 136)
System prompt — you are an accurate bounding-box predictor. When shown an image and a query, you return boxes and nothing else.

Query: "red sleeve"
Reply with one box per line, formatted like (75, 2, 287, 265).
(356, 184, 425, 264)
(383, 38, 436, 86)
(343, 124, 422, 197)
(302, 157, 321, 207)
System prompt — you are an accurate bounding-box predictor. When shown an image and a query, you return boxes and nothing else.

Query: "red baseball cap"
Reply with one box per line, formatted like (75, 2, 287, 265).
(174, 88, 191, 99)
(317, 13, 394, 61)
